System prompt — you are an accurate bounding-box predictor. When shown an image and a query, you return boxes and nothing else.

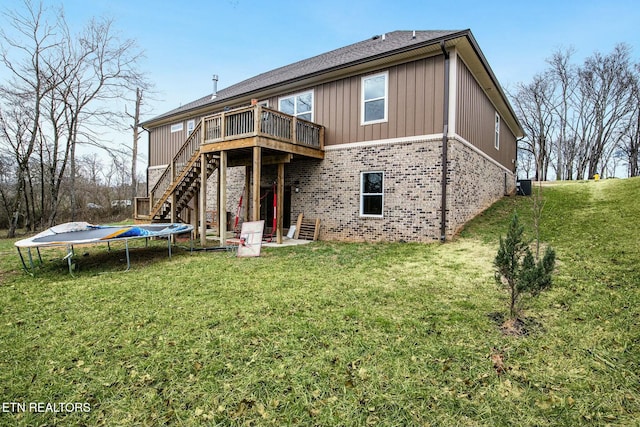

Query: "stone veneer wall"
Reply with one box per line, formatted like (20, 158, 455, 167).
(287, 138, 444, 242)
(285, 136, 515, 242)
(147, 135, 515, 241)
(446, 137, 516, 237)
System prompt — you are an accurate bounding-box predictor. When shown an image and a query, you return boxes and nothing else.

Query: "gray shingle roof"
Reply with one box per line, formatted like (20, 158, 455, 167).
(145, 30, 465, 125)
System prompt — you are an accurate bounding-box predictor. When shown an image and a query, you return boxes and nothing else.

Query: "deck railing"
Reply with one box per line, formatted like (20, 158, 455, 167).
(203, 105, 324, 149)
(137, 105, 324, 220)
(134, 197, 150, 217)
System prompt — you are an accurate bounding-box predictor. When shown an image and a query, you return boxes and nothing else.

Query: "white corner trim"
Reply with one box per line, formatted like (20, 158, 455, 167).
(452, 134, 514, 175)
(448, 49, 458, 137)
(324, 134, 444, 151)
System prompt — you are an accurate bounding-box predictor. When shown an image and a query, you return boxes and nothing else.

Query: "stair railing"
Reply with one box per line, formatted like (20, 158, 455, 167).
(149, 120, 203, 215)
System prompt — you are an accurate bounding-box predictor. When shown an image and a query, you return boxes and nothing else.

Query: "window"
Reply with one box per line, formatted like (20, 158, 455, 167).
(494, 112, 500, 150)
(278, 91, 313, 121)
(186, 120, 195, 136)
(361, 72, 388, 124)
(360, 171, 384, 217)
(171, 122, 183, 133)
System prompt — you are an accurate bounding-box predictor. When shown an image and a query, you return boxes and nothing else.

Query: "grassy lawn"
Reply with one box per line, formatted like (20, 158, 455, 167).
(0, 178, 638, 426)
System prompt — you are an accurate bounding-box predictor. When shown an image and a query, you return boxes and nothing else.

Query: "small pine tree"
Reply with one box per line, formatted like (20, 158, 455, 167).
(495, 213, 556, 319)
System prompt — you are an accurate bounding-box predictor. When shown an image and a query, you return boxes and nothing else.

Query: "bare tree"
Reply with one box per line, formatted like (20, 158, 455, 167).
(1, 1, 147, 230)
(56, 16, 145, 221)
(546, 47, 576, 180)
(576, 44, 635, 179)
(126, 87, 143, 201)
(510, 74, 557, 181)
(0, 0, 60, 237)
(619, 65, 640, 176)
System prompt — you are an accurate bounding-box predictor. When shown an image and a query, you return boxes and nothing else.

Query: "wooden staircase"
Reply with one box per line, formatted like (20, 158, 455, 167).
(145, 120, 217, 222)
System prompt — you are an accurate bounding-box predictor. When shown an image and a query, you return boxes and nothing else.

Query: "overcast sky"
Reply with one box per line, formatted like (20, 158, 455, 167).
(2, 0, 639, 167)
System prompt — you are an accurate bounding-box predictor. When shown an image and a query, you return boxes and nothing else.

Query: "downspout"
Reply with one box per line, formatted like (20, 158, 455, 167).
(440, 41, 450, 242)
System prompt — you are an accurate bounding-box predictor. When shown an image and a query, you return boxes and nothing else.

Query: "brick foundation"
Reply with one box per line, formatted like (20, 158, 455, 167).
(148, 135, 514, 242)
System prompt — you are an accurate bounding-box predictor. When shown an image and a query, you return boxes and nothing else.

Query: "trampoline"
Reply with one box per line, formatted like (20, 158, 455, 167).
(15, 222, 194, 275)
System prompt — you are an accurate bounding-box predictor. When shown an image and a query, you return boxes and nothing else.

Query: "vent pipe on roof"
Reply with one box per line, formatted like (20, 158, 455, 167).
(412, 30, 416, 39)
(382, 33, 386, 41)
(211, 74, 219, 100)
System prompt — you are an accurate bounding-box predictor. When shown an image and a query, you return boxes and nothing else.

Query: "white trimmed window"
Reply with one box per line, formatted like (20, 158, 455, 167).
(278, 91, 313, 121)
(494, 112, 500, 150)
(360, 171, 384, 217)
(186, 120, 195, 136)
(171, 122, 183, 133)
(361, 71, 388, 125)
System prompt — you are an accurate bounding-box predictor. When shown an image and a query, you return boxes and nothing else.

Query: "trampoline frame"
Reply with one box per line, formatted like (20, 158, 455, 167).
(15, 222, 194, 275)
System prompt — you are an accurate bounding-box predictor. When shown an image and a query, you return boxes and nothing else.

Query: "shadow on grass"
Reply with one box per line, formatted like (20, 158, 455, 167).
(15, 239, 192, 278)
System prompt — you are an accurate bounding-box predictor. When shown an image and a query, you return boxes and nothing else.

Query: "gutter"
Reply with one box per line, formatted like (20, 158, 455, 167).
(439, 41, 450, 242)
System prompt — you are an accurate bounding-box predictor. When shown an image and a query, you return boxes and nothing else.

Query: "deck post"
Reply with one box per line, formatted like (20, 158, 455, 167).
(291, 117, 297, 144)
(199, 153, 208, 247)
(244, 166, 250, 222)
(276, 162, 284, 244)
(219, 150, 227, 247)
(192, 189, 199, 239)
(170, 160, 176, 224)
(252, 147, 261, 221)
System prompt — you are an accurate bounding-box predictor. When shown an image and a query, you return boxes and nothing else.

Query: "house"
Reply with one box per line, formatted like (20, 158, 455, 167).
(136, 30, 523, 245)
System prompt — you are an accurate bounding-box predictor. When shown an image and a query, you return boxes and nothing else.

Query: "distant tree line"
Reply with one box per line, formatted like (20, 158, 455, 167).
(0, 150, 145, 230)
(0, 1, 149, 237)
(510, 45, 639, 180)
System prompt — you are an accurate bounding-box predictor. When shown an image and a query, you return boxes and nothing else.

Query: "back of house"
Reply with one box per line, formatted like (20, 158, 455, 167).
(137, 29, 522, 243)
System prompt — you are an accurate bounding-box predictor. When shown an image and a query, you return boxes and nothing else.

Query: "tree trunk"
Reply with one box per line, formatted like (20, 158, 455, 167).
(131, 88, 142, 201)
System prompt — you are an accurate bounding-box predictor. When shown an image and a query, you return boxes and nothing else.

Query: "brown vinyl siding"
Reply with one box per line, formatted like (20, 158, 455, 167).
(149, 122, 189, 167)
(150, 53, 521, 171)
(314, 55, 445, 145)
(456, 60, 516, 171)
(149, 115, 210, 167)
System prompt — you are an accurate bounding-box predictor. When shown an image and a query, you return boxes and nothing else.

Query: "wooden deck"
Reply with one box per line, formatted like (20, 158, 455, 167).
(201, 105, 324, 159)
(135, 105, 325, 246)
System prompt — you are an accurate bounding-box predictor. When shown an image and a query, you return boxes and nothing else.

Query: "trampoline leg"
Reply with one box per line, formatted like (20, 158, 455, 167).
(17, 248, 31, 274)
(27, 248, 35, 271)
(64, 245, 75, 277)
(36, 247, 43, 265)
(168, 237, 172, 258)
(124, 239, 131, 272)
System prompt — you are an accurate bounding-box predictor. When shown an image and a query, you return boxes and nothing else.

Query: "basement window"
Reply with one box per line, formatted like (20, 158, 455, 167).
(494, 112, 500, 150)
(171, 122, 183, 133)
(360, 171, 384, 217)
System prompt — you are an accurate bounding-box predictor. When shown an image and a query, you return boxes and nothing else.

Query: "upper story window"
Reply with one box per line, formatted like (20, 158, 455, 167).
(186, 120, 195, 136)
(494, 112, 500, 150)
(279, 91, 313, 121)
(170, 122, 183, 133)
(361, 71, 388, 125)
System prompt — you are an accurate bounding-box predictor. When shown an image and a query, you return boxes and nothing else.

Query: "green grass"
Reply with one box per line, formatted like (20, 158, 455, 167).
(1, 178, 639, 426)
